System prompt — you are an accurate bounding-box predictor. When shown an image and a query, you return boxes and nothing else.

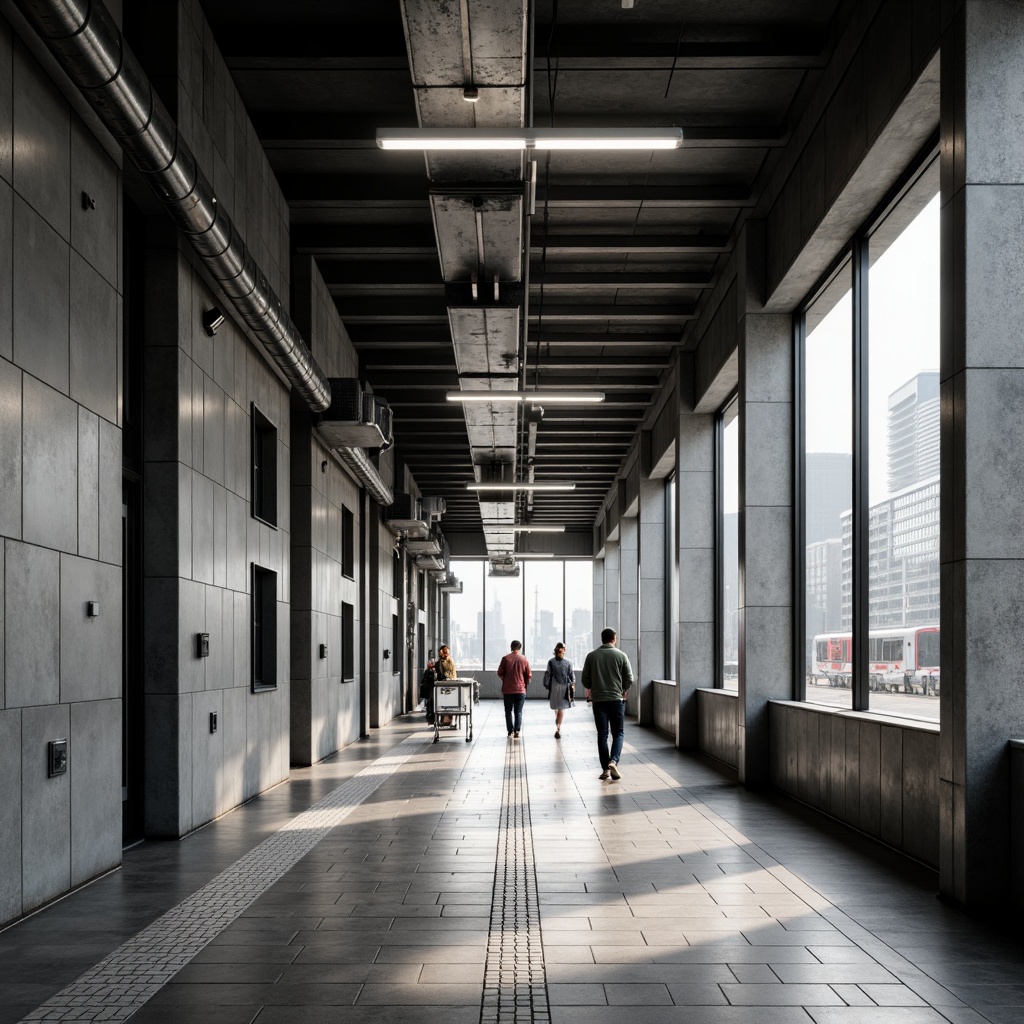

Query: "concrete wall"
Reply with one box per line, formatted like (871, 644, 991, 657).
(697, 690, 739, 770)
(288, 257, 362, 765)
(0, 15, 124, 924)
(770, 701, 939, 867)
(140, 0, 293, 838)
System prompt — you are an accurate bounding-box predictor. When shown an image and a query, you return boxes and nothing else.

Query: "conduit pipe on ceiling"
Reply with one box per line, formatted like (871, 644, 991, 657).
(13, 0, 332, 414)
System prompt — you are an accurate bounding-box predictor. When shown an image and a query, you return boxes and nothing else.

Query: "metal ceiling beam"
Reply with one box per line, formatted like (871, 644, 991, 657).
(363, 354, 670, 370)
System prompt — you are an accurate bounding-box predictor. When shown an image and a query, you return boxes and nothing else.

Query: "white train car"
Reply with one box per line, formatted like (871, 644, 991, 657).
(812, 626, 939, 694)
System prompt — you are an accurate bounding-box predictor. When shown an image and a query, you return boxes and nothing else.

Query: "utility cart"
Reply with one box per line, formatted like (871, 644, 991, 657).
(432, 678, 474, 743)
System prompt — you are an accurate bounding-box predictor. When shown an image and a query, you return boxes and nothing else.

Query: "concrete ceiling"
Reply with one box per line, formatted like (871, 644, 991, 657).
(203, 0, 842, 550)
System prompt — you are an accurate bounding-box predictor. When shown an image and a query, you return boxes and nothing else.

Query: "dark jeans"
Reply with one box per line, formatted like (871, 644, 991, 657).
(503, 693, 526, 734)
(592, 699, 626, 768)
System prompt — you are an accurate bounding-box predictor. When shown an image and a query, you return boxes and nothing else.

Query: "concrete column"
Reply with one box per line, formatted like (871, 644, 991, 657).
(940, 1, 1024, 910)
(737, 293, 793, 784)
(619, 514, 639, 717)
(676, 358, 715, 750)
(638, 478, 667, 726)
(593, 556, 605, 646)
(603, 538, 620, 636)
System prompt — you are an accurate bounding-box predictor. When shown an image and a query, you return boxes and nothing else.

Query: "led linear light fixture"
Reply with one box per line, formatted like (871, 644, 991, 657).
(512, 525, 566, 533)
(446, 390, 604, 404)
(377, 127, 683, 151)
(468, 482, 576, 492)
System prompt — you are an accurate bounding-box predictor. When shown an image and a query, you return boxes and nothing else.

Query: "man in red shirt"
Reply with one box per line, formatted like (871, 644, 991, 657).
(497, 640, 531, 738)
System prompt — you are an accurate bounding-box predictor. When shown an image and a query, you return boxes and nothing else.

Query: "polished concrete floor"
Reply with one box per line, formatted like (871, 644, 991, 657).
(2, 701, 1023, 1024)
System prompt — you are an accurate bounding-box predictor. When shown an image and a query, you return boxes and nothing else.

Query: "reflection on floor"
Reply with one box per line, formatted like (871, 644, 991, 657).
(2, 701, 1022, 1024)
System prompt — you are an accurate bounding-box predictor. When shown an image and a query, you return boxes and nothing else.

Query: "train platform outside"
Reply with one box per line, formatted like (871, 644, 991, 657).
(2, 702, 1023, 1024)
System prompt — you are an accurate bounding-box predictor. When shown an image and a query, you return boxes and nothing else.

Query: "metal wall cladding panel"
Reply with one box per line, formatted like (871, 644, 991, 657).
(431, 193, 523, 283)
(402, 0, 527, 87)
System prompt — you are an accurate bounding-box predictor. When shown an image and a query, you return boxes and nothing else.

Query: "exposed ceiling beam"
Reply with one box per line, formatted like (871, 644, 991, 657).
(318, 262, 713, 288)
(218, 25, 825, 67)
(294, 225, 730, 254)
(337, 299, 696, 322)
(348, 324, 683, 346)
(280, 174, 752, 207)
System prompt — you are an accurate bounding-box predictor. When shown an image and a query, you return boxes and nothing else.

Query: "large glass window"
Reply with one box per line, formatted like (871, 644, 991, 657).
(484, 571, 524, 670)
(448, 560, 594, 673)
(525, 562, 564, 665)
(867, 162, 940, 720)
(800, 154, 940, 721)
(449, 561, 484, 671)
(665, 474, 678, 678)
(564, 561, 594, 667)
(803, 262, 853, 709)
(720, 398, 740, 690)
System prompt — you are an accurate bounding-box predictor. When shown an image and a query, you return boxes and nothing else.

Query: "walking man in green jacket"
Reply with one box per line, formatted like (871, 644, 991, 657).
(581, 628, 634, 781)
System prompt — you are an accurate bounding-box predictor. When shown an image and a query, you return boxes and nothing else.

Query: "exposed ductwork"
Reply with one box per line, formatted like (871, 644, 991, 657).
(333, 446, 394, 507)
(12, 0, 331, 414)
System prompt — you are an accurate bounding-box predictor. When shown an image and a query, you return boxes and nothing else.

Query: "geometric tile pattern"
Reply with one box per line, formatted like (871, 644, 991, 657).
(18, 738, 424, 1023)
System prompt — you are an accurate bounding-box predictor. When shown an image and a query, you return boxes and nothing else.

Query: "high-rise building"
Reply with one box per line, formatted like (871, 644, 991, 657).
(888, 371, 940, 493)
(806, 452, 853, 544)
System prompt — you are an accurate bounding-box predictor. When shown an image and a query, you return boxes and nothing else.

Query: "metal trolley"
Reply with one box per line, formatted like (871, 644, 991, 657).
(432, 678, 474, 743)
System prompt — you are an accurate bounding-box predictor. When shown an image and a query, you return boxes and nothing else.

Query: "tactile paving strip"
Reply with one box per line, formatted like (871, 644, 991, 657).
(480, 738, 551, 1024)
(19, 737, 424, 1023)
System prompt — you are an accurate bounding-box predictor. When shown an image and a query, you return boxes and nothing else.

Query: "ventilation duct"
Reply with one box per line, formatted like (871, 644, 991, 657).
(383, 494, 429, 537)
(333, 446, 394, 507)
(11, 0, 332, 413)
(314, 379, 394, 451)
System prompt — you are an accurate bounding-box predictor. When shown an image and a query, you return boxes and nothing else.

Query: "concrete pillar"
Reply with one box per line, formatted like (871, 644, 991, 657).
(638, 477, 667, 726)
(619, 514, 640, 718)
(737, 225, 794, 785)
(676, 357, 715, 750)
(603, 538, 620, 635)
(593, 556, 605, 645)
(939, 1, 1024, 910)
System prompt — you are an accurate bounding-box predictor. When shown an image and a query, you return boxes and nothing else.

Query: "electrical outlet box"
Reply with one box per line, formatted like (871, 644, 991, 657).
(197, 633, 210, 657)
(48, 739, 67, 777)
(319, 643, 328, 659)
(210, 711, 218, 734)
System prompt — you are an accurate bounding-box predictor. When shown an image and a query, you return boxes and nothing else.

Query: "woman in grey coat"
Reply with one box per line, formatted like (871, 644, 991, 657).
(543, 642, 575, 739)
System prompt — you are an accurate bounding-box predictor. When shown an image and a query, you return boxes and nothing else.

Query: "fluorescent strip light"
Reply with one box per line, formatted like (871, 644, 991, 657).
(514, 552, 555, 559)
(377, 127, 682, 151)
(446, 390, 605, 404)
(468, 482, 576, 492)
(513, 525, 566, 533)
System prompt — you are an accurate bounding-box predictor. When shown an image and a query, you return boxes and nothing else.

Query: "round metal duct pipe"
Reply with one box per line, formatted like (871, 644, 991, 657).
(14, 0, 331, 413)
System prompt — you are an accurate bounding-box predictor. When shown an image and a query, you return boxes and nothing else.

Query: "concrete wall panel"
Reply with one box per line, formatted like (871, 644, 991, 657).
(69, 698, 120, 886)
(21, 702, 70, 909)
(0, 708, 20, 921)
(23, 378, 78, 555)
(59, 555, 121, 704)
(0, 354, 21, 538)
(5, 540, 59, 707)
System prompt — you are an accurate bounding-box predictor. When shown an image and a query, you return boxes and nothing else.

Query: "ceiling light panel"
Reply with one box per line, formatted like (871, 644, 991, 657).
(377, 128, 684, 151)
